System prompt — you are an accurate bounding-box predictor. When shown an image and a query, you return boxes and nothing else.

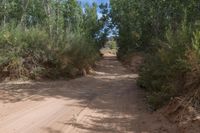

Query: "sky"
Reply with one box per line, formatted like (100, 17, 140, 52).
(77, 0, 115, 37)
(78, 0, 110, 6)
(77, 0, 110, 19)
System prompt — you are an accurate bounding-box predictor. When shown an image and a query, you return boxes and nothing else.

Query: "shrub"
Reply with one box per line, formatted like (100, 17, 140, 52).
(0, 26, 52, 79)
(193, 31, 200, 56)
(138, 25, 192, 110)
(106, 40, 117, 50)
(0, 26, 99, 80)
(54, 31, 99, 77)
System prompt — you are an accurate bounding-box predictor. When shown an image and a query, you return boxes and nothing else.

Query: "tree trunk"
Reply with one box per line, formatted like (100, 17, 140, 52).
(44, 0, 53, 38)
(20, 0, 30, 29)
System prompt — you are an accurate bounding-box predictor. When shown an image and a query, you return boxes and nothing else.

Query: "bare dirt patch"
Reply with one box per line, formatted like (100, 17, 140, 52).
(0, 55, 177, 133)
(160, 97, 200, 133)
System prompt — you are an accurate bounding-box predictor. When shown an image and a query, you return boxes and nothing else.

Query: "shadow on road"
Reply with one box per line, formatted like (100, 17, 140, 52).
(0, 56, 176, 133)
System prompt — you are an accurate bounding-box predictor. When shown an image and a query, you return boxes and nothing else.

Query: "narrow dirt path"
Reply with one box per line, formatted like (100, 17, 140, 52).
(0, 56, 177, 133)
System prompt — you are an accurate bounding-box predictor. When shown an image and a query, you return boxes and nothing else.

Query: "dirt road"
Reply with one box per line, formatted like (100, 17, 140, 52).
(0, 56, 177, 133)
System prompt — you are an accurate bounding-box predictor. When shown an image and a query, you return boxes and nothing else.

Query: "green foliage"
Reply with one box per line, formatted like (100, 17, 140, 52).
(106, 40, 117, 49)
(0, 25, 100, 80)
(0, 0, 109, 80)
(138, 25, 197, 109)
(110, 0, 200, 58)
(0, 26, 51, 79)
(193, 31, 200, 56)
(110, 0, 200, 109)
(63, 32, 99, 71)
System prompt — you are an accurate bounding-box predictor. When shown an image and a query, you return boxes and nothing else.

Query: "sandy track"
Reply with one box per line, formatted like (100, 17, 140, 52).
(0, 56, 177, 133)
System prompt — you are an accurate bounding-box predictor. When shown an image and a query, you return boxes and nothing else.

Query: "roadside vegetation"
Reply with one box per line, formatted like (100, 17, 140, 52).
(0, 0, 108, 80)
(1, 0, 200, 111)
(110, 0, 200, 109)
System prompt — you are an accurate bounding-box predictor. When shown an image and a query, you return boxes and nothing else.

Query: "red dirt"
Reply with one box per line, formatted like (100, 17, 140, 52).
(0, 55, 178, 133)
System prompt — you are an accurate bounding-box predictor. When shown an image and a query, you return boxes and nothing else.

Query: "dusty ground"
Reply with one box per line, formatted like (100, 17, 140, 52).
(0, 55, 178, 133)
(160, 97, 200, 133)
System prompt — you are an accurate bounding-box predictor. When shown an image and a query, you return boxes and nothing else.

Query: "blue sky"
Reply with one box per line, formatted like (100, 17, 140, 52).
(77, 0, 110, 19)
(78, 0, 110, 6)
(77, 0, 115, 37)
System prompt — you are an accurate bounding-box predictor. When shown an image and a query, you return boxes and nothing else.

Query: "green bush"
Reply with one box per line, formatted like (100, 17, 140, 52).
(193, 31, 200, 56)
(0, 26, 51, 79)
(138, 25, 192, 110)
(0, 26, 99, 80)
(106, 40, 117, 50)
(52, 30, 99, 77)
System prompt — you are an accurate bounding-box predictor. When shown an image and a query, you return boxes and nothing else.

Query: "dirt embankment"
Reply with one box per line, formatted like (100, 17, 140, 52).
(160, 98, 200, 133)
